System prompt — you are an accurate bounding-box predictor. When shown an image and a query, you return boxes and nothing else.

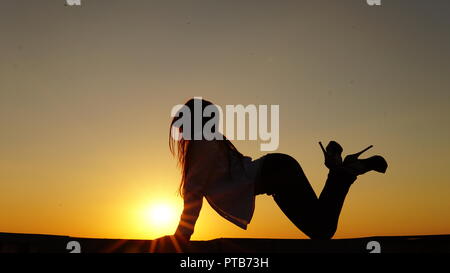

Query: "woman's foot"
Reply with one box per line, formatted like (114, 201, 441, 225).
(343, 147, 388, 176)
(319, 141, 388, 177)
(319, 141, 343, 170)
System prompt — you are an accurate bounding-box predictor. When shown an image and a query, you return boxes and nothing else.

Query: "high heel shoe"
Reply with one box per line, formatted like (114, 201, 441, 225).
(342, 145, 388, 176)
(319, 141, 343, 170)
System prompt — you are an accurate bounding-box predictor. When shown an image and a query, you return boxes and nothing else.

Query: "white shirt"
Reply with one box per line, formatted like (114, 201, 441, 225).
(184, 140, 264, 229)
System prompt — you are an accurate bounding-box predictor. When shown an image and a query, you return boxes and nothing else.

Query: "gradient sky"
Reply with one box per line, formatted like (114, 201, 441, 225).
(1, 0, 449, 240)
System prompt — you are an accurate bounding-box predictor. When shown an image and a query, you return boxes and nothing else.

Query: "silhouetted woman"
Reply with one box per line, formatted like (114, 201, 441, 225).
(169, 98, 387, 242)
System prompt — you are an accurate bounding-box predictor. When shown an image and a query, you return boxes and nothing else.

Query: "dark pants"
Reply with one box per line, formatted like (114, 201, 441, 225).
(254, 153, 356, 240)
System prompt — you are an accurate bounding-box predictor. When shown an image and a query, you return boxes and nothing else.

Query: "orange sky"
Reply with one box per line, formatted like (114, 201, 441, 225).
(1, 0, 449, 240)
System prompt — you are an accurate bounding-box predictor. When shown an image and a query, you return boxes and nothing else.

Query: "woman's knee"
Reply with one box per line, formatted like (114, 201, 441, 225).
(306, 219, 337, 240)
(308, 226, 337, 240)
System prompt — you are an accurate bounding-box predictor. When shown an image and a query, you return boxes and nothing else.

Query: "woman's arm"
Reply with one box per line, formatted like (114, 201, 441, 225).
(173, 140, 228, 241)
(174, 191, 203, 241)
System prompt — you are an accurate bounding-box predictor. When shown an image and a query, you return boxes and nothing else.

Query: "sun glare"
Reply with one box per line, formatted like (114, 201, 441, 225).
(150, 204, 174, 225)
(142, 201, 179, 238)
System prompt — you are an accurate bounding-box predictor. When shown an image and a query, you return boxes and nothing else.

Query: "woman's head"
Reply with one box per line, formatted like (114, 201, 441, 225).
(169, 98, 218, 164)
(169, 98, 241, 196)
(170, 98, 218, 142)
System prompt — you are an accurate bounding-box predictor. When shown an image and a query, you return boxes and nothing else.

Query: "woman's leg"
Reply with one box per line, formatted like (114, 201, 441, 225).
(259, 153, 356, 240)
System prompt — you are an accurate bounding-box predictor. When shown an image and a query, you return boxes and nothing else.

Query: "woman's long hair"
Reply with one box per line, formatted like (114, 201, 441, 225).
(169, 98, 242, 197)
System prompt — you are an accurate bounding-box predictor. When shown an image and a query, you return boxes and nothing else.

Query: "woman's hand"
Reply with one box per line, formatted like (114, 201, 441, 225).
(152, 234, 190, 253)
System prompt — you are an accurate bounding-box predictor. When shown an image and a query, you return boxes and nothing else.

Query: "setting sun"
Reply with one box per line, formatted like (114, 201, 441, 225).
(150, 204, 175, 226)
(140, 201, 180, 238)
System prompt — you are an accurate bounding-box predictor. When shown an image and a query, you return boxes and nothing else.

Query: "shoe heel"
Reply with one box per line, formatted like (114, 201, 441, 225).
(344, 145, 373, 165)
(353, 145, 373, 158)
(319, 142, 326, 155)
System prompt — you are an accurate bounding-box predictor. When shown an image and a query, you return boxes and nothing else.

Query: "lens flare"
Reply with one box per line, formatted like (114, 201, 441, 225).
(150, 203, 174, 225)
(142, 201, 179, 238)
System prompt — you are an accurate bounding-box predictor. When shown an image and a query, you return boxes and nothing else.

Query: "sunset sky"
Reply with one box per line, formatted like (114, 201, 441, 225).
(1, 0, 449, 240)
